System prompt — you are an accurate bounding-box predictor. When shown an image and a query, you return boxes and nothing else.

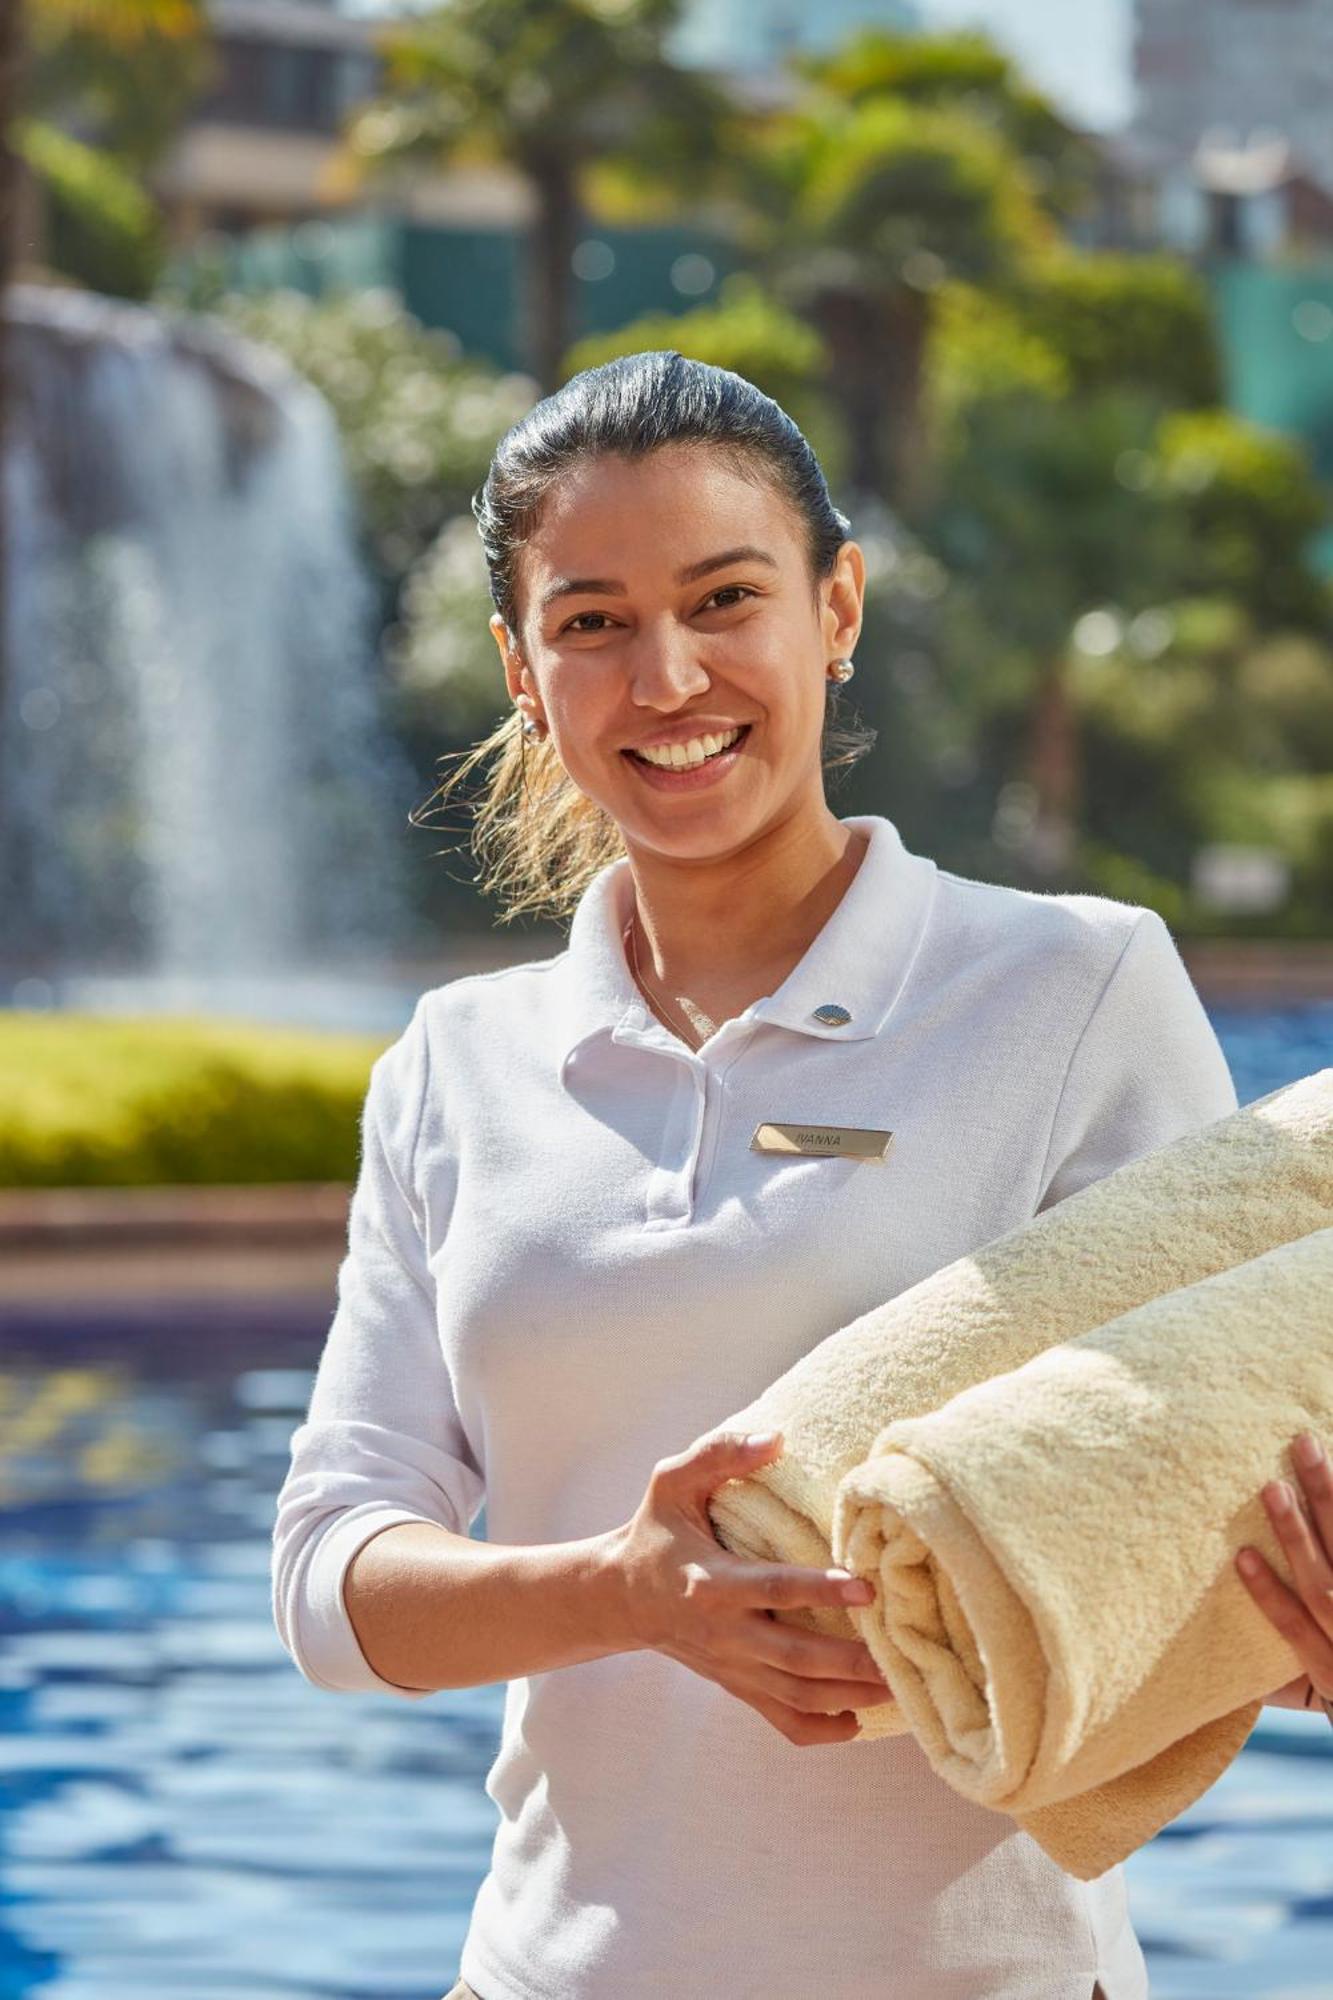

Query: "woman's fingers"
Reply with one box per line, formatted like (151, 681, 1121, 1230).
(741, 1613, 892, 1698)
(1262, 1441, 1333, 1626)
(1237, 1432, 1333, 1687)
(751, 1662, 894, 1714)
(744, 1685, 865, 1746)
(1237, 1544, 1333, 1686)
(1285, 1432, 1333, 1581)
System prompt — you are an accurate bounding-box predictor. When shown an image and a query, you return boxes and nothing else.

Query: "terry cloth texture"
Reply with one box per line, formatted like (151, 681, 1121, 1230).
(706, 1069, 1333, 1861)
(837, 1223, 1333, 1878)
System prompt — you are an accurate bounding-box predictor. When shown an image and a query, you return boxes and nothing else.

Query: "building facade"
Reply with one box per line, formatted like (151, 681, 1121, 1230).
(1133, 0, 1333, 192)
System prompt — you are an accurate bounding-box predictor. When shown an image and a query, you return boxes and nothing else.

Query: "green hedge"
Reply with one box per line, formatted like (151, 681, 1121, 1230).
(0, 1013, 389, 1188)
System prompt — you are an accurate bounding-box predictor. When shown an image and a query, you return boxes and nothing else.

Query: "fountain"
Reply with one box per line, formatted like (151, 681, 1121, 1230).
(1, 282, 426, 1030)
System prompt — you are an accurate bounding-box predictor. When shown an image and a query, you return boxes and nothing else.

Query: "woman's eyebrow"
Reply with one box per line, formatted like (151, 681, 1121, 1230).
(538, 545, 779, 612)
(678, 544, 779, 583)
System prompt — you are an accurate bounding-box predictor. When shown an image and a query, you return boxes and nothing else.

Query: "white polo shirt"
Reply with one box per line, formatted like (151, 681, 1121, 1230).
(272, 811, 1240, 2000)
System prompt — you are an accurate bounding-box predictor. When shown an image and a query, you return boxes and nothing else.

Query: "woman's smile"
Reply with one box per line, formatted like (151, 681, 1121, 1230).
(622, 722, 752, 790)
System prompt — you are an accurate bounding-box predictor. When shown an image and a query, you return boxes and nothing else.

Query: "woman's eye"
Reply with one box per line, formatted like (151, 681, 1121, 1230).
(560, 586, 754, 636)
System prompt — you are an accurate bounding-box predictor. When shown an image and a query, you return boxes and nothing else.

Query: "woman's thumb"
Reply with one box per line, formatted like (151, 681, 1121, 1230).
(696, 1428, 783, 1475)
(655, 1429, 784, 1506)
(704, 1432, 780, 1464)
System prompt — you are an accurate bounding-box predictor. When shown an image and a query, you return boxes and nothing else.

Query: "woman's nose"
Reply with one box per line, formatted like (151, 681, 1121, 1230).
(628, 620, 712, 703)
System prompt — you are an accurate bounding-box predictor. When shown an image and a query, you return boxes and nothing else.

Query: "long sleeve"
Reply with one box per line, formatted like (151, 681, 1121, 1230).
(270, 993, 485, 1697)
(1034, 907, 1239, 1214)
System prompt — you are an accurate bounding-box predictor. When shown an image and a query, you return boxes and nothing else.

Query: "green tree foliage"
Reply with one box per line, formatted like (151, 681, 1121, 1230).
(1071, 606, 1333, 933)
(925, 377, 1332, 914)
(794, 26, 1098, 227)
(927, 253, 1225, 442)
(17, 0, 212, 297)
(725, 76, 1052, 509)
(338, 0, 729, 391)
(25, 0, 213, 173)
(930, 388, 1188, 660)
(925, 277, 1072, 434)
(913, 183, 1328, 907)
(13, 112, 161, 297)
(1005, 253, 1224, 407)
(561, 271, 841, 479)
(1155, 409, 1332, 628)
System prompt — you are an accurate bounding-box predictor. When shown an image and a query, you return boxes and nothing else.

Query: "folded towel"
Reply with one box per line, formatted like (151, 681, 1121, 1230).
(834, 1224, 1333, 1878)
(708, 1069, 1331, 1642)
(704, 1069, 1333, 1860)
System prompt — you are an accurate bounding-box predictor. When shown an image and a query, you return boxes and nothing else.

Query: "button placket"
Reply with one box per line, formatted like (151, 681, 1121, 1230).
(689, 1023, 761, 1208)
(643, 1054, 704, 1227)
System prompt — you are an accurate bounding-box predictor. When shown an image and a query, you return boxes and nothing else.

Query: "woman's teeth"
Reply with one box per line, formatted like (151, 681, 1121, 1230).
(632, 725, 744, 769)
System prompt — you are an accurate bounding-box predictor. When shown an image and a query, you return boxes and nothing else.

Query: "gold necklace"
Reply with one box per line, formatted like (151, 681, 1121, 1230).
(623, 910, 717, 1049)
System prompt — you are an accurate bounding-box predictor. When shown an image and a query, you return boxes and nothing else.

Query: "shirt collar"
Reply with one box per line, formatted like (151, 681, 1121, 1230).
(553, 813, 938, 1074)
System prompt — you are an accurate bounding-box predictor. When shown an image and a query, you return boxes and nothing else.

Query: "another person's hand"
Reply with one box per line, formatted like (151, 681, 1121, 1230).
(611, 1429, 895, 1746)
(1235, 1429, 1333, 1712)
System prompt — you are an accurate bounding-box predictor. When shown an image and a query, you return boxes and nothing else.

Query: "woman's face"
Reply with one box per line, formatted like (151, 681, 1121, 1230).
(490, 443, 865, 864)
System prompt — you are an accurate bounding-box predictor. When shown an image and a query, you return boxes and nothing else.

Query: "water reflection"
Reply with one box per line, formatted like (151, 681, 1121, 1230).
(1, 1005, 1330, 1999)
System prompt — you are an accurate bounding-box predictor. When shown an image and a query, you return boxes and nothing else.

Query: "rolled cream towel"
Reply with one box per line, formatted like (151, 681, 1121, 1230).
(833, 1224, 1333, 1879)
(706, 1067, 1333, 1721)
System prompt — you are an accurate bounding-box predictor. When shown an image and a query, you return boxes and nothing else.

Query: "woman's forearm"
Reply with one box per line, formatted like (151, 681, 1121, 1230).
(342, 1518, 636, 1691)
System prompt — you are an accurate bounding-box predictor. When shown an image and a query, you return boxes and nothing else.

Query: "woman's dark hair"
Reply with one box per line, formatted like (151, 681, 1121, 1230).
(475, 348, 850, 634)
(420, 350, 875, 924)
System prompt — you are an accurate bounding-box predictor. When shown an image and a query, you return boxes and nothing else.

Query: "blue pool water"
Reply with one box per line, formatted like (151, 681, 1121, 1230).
(1, 1004, 1331, 2000)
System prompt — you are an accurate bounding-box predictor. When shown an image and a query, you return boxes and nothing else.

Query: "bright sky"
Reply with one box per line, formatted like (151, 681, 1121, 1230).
(918, 0, 1131, 132)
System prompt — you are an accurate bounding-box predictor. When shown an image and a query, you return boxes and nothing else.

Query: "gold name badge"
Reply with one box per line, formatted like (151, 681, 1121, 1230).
(751, 1121, 893, 1161)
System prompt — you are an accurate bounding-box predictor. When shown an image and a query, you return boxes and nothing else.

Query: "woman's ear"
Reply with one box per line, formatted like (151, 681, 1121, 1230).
(822, 540, 866, 660)
(492, 614, 547, 735)
(491, 613, 525, 704)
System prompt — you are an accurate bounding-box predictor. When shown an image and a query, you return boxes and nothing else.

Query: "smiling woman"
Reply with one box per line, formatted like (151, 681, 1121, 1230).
(274, 350, 1244, 2000)
(415, 350, 876, 953)
(439, 352, 889, 1038)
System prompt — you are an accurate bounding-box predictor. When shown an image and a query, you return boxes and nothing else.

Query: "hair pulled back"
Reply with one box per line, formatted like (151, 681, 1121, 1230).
(417, 349, 873, 924)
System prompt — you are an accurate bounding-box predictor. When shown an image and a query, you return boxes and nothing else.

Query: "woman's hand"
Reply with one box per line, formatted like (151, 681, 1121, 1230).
(1235, 1429, 1333, 1712)
(610, 1428, 896, 1746)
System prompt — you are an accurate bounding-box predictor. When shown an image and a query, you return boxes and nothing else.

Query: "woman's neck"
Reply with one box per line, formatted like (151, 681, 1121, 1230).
(622, 806, 868, 1003)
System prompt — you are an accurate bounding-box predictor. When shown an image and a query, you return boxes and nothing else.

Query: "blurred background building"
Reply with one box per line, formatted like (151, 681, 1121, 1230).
(1133, 0, 1333, 192)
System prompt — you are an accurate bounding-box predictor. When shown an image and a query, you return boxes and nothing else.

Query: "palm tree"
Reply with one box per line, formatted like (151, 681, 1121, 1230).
(334, 0, 732, 393)
(709, 29, 1092, 519)
(795, 28, 1098, 232)
(724, 79, 1052, 517)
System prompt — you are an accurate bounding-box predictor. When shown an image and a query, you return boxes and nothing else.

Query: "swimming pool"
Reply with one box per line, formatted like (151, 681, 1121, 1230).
(1, 1004, 1330, 2000)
